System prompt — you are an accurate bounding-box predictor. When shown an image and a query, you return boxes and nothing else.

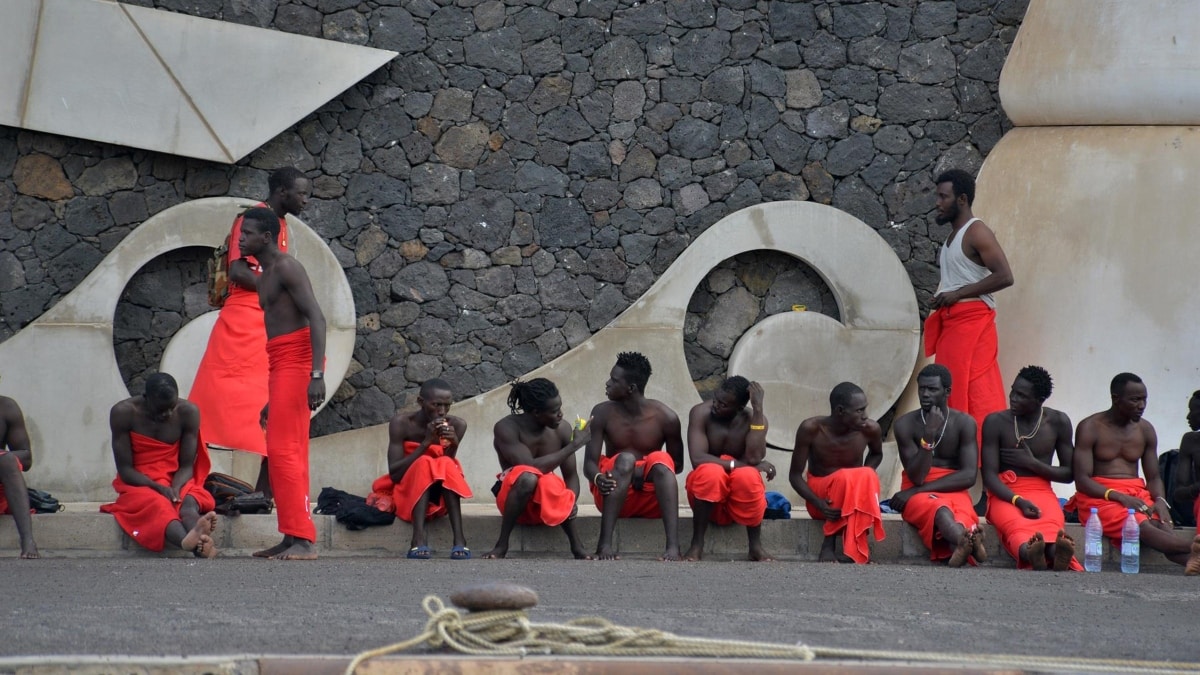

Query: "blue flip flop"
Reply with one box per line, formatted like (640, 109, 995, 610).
(407, 545, 432, 560)
(450, 545, 471, 560)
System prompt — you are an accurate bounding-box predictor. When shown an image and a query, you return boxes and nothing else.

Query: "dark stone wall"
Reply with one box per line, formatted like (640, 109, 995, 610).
(0, 0, 1028, 434)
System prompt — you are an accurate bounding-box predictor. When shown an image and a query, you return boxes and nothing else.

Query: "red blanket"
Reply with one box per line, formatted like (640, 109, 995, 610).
(590, 450, 675, 518)
(100, 431, 215, 552)
(987, 472, 1081, 571)
(0, 454, 24, 515)
(266, 327, 316, 542)
(371, 441, 473, 523)
(685, 456, 765, 527)
(1072, 476, 1158, 543)
(188, 206, 287, 456)
(804, 467, 885, 564)
(901, 465, 978, 561)
(495, 465, 575, 527)
(924, 302, 1006, 451)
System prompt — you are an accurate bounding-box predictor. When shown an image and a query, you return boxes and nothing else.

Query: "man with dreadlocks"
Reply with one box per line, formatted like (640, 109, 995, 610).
(584, 352, 685, 560)
(981, 366, 1080, 570)
(483, 378, 592, 559)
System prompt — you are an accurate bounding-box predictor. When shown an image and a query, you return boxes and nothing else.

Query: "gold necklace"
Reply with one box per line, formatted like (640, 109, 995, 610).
(1013, 408, 1045, 445)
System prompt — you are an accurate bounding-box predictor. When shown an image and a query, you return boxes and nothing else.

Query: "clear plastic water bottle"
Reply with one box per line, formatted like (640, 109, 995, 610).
(1121, 508, 1140, 574)
(1083, 507, 1103, 572)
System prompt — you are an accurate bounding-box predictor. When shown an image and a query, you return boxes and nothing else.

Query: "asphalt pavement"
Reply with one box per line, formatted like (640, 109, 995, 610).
(3, 556, 1199, 667)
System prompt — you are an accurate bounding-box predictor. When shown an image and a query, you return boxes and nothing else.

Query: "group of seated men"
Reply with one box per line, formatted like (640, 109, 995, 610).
(4, 354, 1200, 572)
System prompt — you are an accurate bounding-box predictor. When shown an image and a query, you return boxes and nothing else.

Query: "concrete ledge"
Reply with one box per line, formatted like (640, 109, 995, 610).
(2, 504, 1195, 567)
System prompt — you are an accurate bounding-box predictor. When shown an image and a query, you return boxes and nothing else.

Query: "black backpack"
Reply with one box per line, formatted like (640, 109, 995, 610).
(315, 487, 396, 531)
(27, 488, 63, 514)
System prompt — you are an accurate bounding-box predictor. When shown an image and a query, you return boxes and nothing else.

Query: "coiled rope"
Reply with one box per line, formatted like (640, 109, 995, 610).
(344, 595, 1200, 675)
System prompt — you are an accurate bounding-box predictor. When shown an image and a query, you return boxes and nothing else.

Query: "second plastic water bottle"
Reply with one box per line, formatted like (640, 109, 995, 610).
(1083, 507, 1103, 572)
(1121, 508, 1140, 574)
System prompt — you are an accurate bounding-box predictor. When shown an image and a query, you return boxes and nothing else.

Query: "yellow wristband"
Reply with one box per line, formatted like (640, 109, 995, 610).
(1104, 488, 1114, 501)
(749, 424, 766, 431)
(1011, 494, 1021, 506)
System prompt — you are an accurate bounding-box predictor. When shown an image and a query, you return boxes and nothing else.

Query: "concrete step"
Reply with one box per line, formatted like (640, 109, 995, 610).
(2, 503, 1195, 567)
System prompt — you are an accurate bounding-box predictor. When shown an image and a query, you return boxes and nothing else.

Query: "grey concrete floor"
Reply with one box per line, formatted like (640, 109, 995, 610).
(2, 557, 1198, 666)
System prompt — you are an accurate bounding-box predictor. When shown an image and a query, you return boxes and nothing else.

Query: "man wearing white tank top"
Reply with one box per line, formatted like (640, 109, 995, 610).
(924, 169, 1013, 457)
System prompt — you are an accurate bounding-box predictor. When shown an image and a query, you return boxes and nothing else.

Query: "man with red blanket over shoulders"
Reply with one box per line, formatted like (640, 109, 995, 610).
(981, 366, 1081, 571)
(237, 207, 326, 561)
(684, 376, 775, 562)
(483, 378, 590, 560)
(584, 352, 685, 561)
(101, 373, 218, 557)
(189, 167, 309, 497)
(891, 364, 987, 567)
(790, 382, 886, 564)
(1072, 373, 1200, 573)
(369, 379, 473, 560)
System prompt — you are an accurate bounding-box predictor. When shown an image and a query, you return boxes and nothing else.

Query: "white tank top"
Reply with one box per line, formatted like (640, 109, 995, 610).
(937, 218, 995, 309)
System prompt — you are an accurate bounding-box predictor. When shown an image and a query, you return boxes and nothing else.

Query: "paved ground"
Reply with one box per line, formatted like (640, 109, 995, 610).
(3, 556, 1198, 667)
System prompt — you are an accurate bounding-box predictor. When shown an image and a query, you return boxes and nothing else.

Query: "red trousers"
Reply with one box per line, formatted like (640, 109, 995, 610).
(924, 302, 1007, 450)
(266, 327, 316, 542)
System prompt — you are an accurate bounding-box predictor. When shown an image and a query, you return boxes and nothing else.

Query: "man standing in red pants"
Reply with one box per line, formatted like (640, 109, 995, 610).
(237, 207, 326, 560)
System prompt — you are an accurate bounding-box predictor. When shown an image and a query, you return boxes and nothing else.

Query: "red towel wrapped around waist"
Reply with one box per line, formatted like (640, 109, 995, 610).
(100, 431, 215, 552)
(370, 441, 473, 522)
(804, 466, 886, 564)
(266, 327, 316, 542)
(1072, 476, 1158, 543)
(188, 209, 286, 456)
(591, 450, 675, 519)
(900, 465, 978, 561)
(987, 471, 1081, 571)
(494, 465, 575, 527)
(0, 454, 25, 515)
(685, 455, 765, 527)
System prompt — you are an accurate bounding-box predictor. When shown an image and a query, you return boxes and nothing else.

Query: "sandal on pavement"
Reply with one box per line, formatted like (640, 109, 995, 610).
(407, 545, 432, 560)
(450, 545, 471, 560)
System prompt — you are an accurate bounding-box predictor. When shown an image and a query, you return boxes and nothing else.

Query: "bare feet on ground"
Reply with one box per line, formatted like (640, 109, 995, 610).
(181, 515, 217, 554)
(1026, 532, 1048, 571)
(253, 537, 293, 558)
(748, 546, 776, 562)
(194, 534, 218, 559)
(970, 528, 988, 563)
(595, 546, 620, 561)
(817, 538, 853, 563)
(19, 535, 38, 559)
(483, 545, 507, 559)
(1053, 530, 1077, 571)
(682, 544, 704, 562)
(1184, 535, 1200, 576)
(271, 540, 318, 560)
(659, 547, 681, 561)
(571, 547, 594, 560)
(948, 533, 972, 568)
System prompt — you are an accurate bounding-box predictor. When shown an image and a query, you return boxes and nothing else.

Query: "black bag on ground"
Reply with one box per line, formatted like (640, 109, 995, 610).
(205, 472, 273, 516)
(316, 486, 396, 530)
(27, 488, 63, 513)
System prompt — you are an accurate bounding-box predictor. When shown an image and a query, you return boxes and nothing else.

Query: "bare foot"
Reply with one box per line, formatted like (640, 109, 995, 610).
(682, 544, 703, 562)
(595, 546, 620, 561)
(271, 540, 318, 560)
(659, 547, 681, 561)
(180, 518, 213, 554)
(483, 547, 507, 559)
(749, 546, 776, 562)
(571, 547, 593, 560)
(970, 528, 988, 563)
(253, 537, 293, 559)
(1184, 536, 1200, 576)
(194, 534, 218, 559)
(818, 537, 840, 562)
(198, 512, 218, 537)
(948, 534, 972, 568)
(19, 535, 39, 559)
(1026, 532, 1048, 571)
(1053, 530, 1077, 571)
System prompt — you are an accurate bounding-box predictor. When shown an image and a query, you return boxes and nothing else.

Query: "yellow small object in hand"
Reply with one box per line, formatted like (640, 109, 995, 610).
(575, 417, 588, 431)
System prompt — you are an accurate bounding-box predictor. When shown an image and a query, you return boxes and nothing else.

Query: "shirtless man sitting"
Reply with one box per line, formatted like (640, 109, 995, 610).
(1072, 373, 1200, 574)
(789, 382, 886, 564)
(891, 364, 986, 567)
(0, 392, 38, 558)
(684, 376, 775, 562)
(584, 352, 685, 560)
(981, 366, 1080, 571)
(101, 373, 218, 557)
(484, 378, 590, 559)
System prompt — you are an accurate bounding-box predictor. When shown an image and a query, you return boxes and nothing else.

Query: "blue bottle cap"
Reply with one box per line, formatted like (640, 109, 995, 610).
(1128, 508, 1135, 514)
(1090, 507, 1098, 513)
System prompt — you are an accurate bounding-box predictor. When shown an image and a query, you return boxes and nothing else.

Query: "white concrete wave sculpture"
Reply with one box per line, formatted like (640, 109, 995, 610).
(310, 201, 920, 503)
(978, 0, 1200, 444)
(0, 0, 396, 163)
(0, 198, 356, 500)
